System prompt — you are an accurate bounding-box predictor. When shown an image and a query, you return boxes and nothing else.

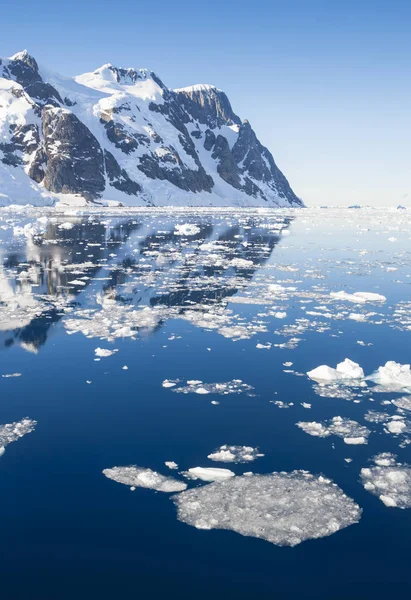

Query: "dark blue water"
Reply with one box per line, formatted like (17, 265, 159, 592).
(0, 208, 410, 599)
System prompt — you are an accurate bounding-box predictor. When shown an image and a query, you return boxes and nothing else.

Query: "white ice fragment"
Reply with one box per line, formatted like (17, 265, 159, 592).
(360, 454, 411, 508)
(103, 466, 187, 492)
(0, 418, 37, 454)
(174, 223, 200, 236)
(330, 291, 386, 304)
(183, 467, 235, 482)
(207, 445, 263, 463)
(307, 359, 364, 382)
(162, 379, 178, 388)
(95, 347, 118, 358)
(367, 362, 411, 392)
(173, 471, 361, 547)
(297, 416, 370, 444)
(165, 461, 178, 470)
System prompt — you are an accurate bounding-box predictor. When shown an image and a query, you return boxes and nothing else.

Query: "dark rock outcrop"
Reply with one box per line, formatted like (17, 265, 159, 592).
(175, 85, 241, 128)
(104, 150, 141, 195)
(42, 107, 105, 200)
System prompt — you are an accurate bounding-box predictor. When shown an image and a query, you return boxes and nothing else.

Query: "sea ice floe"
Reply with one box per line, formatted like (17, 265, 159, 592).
(367, 361, 411, 393)
(361, 454, 411, 508)
(173, 471, 362, 547)
(307, 359, 364, 382)
(169, 379, 254, 396)
(102, 466, 187, 492)
(0, 418, 37, 455)
(207, 445, 264, 463)
(183, 467, 235, 482)
(165, 461, 178, 470)
(297, 416, 370, 445)
(330, 291, 386, 304)
(174, 223, 201, 236)
(392, 396, 411, 412)
(95, 347, 118, 358)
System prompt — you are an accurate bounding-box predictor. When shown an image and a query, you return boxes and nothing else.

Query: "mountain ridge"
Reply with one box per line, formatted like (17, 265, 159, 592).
(0, 51, 303, 208)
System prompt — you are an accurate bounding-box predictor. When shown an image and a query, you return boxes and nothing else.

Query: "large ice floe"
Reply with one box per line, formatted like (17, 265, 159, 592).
(173, 472, 362, 547)
(366, 362, 411, 393)
(103, 466, 187, 492)
(330, 291, 386, 304)
(361, 454, 411, 508)
(307, 359, 364, 382)
(207, 445, 264, 463)
(297, 416, 370, 445)
(166, 379, 254, 396)
(0, 418, 37, 455)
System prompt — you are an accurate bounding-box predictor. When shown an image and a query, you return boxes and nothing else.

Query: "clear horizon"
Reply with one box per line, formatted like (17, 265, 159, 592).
(2, 0, 410, 207)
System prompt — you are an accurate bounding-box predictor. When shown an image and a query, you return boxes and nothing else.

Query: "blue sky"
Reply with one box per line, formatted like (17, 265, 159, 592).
(2, 0, 410, 206)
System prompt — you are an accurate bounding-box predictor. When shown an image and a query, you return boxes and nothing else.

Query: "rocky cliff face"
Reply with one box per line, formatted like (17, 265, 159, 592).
(0, 51, 303, 207)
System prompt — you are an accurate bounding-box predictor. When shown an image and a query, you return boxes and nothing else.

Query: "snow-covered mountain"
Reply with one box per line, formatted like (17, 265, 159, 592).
(0, 51, 303, 208)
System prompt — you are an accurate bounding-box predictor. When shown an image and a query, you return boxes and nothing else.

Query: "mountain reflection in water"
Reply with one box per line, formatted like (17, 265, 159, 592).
(0, 213, 292, 351)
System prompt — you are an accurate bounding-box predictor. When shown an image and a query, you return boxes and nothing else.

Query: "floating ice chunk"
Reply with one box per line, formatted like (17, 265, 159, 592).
(95, 347, 118, 358)
(0, 418, 37, 455)
(207, 445, 264, 463)
(330, 291, 386, 304)
(102, 466, 187, 492)
(361, 454, 411, 508)
(307, 365, 343, 382)
(367, 362, 411, 392)
(297, 416, 370, 444)
(173, 472, 361, 547)
(392, 397, 411, 412)
(336, 359, 365, 379)
(386, 420, 407, 434)
(230, 258, 254, 269)
(307, 359, 364, 382)
(183, 467, 235, 482)
(68, 279, 87, 286)
(58, 222, 75, 230)
(165, 461, 178, 470)
(174, 223, 200, 236)
(301, 403, 312, 409)
(344, 437, 367, 445)
(2, 373, 22, 378)
(348, 313, 367, 322)
(170, 379, 254, 396)
(162, 379, 179, 388)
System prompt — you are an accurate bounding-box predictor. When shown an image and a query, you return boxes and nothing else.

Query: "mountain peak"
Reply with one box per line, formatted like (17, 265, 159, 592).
(9, 49, 39, 71)
(92, 63, 153, 85)
(174, 83, 221, 94)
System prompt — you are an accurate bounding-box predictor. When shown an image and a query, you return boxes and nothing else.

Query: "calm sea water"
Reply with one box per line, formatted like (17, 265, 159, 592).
(0, 206, 410, 599)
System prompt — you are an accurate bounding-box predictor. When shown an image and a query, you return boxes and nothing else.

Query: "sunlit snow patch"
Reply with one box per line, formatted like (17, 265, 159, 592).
(0, 418, 37, 456)
(173, 472, 361, 547)
(207, 445, 264, 463)
(361, 453, 411, 508)
(103, 466, 187, 492)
